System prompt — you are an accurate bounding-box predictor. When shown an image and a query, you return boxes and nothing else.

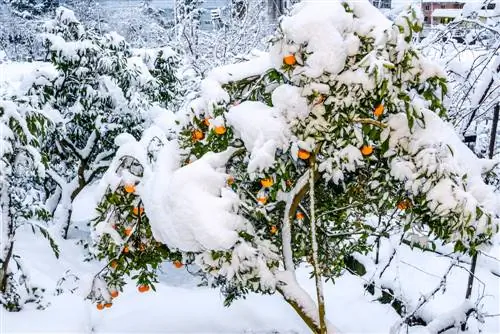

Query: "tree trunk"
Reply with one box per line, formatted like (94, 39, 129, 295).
(0, 241, 14, 293)
(309, 154, 327, 334)
(277, 286, 322, 334)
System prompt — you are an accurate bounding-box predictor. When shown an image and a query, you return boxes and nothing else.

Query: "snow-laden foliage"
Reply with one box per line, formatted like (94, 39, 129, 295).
(15, 7, 181, 238)
(92, 1, 500, 333)
(420, 1, 500, 159)
(0, 99, 56, 311)
(3, 0, 58, 19)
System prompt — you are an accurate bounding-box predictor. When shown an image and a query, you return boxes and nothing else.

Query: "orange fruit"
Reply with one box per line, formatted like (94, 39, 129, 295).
(138, 285, 150, 293)
(192, 129, 204, 141)
(203, 118, 211, 126)
(214, 126, 226, 135)
(110, 290, 119, 298)
(132, 207, 144, 216)
(270, 225, 278, 234)
(283, 54, 296, 66)
(124, 184, 135, 194)
(286, 180, 293, 187)
(257, 196, 267, 205)
(374, 104, 384, 117)
(139, 243, 146, 251)
(260, 178, 273, 188)
(298, 149, 310, 160)
(96, 303, 104, 310)
(397, 199, 411, 210)
(110, 260, 118, 269)
(227, 176, 234, 186)
(104, 303, 112, 308)
(124, 227, 133, 236)
(296, 212, 305, 220)
(173, 260, 183, 269)
(361, 145, 373, 156)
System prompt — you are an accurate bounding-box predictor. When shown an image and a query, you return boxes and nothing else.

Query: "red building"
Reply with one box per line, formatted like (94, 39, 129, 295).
(422, 0, 465, 25)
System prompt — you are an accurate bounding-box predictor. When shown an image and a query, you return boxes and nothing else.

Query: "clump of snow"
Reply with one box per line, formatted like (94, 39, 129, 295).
(141, 147, 245, 252)
(272, 84, 309, 122)
(226, 101, 288, 173)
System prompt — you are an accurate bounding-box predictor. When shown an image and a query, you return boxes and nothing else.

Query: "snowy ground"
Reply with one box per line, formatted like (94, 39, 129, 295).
(1, 222, 498, 333)
(1, 61, 499, 334)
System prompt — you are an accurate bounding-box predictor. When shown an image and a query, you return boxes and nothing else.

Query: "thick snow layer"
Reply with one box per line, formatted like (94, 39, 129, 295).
(207, 53, 273, 85)
(386, 107, 500, 235)
(141, 146, 245, 252)
(226, 101, 289, 173)
(272, 0, 392, 78)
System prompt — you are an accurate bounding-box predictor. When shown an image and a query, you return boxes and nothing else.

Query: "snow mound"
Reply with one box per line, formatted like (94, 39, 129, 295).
(141, 147, 245, 252)
(226, 101, 289, 173)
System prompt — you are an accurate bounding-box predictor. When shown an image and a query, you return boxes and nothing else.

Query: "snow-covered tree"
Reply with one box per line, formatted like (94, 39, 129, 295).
(174, 0, 204, 61)
(20, 7, 180, 239)
(421, 0, 500, 158)
(3, 0, 58, 18)
(0, 99, 57, 311)
(91, 1, 499, 332)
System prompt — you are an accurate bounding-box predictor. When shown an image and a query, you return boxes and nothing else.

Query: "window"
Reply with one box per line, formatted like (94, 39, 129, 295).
(425, 4, 430, 10)
(441, 4, 446, 9)
(424, 16, 429, 23)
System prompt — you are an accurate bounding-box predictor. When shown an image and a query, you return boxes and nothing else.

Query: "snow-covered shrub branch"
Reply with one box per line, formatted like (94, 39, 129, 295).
(91, 1, 500, 332)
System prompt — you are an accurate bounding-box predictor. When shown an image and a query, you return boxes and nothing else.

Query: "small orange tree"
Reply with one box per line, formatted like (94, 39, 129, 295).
(91, 1, 498, 332)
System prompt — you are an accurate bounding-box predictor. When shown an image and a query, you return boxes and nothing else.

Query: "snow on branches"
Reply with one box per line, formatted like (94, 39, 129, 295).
(91, 1, 499, 332)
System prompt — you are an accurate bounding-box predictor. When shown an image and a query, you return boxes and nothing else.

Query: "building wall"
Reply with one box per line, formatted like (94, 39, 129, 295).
(422, 1, 464, 25)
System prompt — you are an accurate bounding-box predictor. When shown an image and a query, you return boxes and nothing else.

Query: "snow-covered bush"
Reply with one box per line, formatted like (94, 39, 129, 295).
(0, 99, 57, 311)
(91, 1, 499, 332)
(19, 7, 181, 238)
(3, 0, 58, 19)
(420, 1, 500, 158)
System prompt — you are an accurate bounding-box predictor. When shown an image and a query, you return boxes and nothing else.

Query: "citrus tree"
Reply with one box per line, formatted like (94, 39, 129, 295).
(91, 1, 499, 332)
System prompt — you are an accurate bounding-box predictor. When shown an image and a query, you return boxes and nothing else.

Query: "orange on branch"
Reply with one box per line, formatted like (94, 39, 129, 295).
(104, 303, 112, 308)
(124, 184, 135, 194)
(138, 285, 150, 293)
(173, 260, 183, 269)
(203, 117, 211, 126)
(283, 54, 297, 66)
(110, 290, 119, 298)
(257, 196, 268, 205)
(192, 129, 204, 141)
(132, 207, 144, 216)
(361, 145, 373, 156)
(270, 225, 278, 234)
(214, 126, 226, 135)
(397, 199, 411, 210)
(110, 260, 118, 269)
(227, 176, 234, 185)
(124, 227, 133, 236)
(298, 149, 311, 160)
(374, 104, 384, 117)
(96, 303, 104, 310)
(296, 212, 305, 220)
(260, 178, 273, 188)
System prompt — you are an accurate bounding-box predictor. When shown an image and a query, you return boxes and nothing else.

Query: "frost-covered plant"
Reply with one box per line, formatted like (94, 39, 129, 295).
(91, 1, 499, 332)
(3, 0, 58, 19)
(420, 0, 500, 158)
(19, 7, 180, 239)
(0, 100, 57, 311)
